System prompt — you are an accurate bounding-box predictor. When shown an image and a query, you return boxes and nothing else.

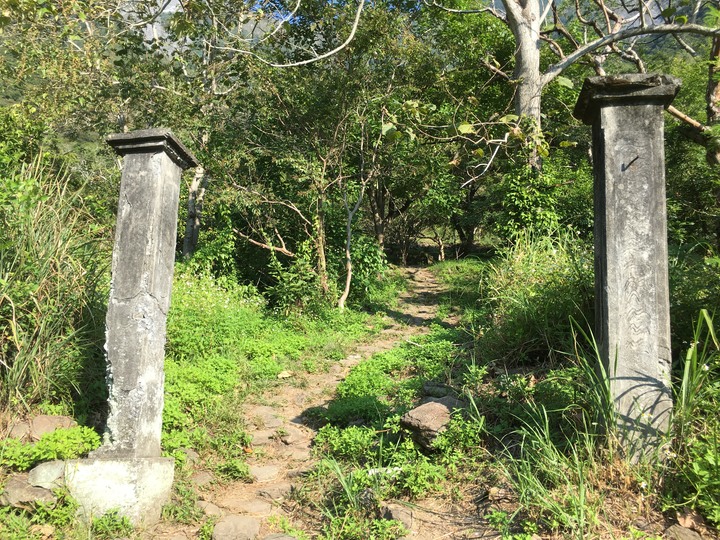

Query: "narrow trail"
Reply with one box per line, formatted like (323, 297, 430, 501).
(152, 267, 481, 540)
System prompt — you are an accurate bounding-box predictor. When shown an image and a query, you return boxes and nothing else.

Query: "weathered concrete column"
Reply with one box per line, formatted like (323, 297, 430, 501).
(96, 128, 198, 457)
(64, 129, 198, 527)
(574, 74, 680, 457)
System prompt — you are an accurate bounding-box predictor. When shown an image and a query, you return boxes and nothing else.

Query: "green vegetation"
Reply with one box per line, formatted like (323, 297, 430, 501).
(2, 0, 720, 537)
(293, 234, 720, 538)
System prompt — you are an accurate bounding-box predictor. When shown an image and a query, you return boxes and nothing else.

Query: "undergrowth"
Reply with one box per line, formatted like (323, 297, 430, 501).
(297, 231, 720, 539)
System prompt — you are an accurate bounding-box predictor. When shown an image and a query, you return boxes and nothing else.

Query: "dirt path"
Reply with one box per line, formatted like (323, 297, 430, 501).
(150, 267, 482, 540)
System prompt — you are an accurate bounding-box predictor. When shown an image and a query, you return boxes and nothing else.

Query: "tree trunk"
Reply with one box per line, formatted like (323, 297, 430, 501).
(369, 180, 386, 248)
(707, 36, 720, 166)
(182, 165, 207, 260)
(504, 0, 543, 170)
(338, 244, 353, 311)
(315, 194, 329, 296)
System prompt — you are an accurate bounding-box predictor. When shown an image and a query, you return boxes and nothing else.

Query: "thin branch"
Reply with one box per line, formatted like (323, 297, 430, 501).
(423, 0, 505, 19)
(212, 0, 366, 68)
(667, 104, 706, 131)
(543, 24, 720, 85)
(539, 0, 554, 26)
(233, 228, 296, 257)
(233, 184, 314, 227)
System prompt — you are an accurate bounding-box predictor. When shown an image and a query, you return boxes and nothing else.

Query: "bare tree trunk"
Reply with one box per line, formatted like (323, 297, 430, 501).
(369, 180, 386, 248)
(504, 0, 543, 170)
(707, 36, 720, 166)
(182, 164, 207, 260)
(315, 194, 329, 296)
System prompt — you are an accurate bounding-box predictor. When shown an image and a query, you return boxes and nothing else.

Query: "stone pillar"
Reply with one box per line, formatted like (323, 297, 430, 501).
(573, 74, 679, 457)
(95, 128, 198, 458)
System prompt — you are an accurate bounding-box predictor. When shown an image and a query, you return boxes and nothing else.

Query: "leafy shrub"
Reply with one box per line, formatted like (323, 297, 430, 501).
(315, 425, 378, 464)
(473, 229, 593, 365)
(346, 235, 388, 304)
(0, 426, 100, 471)
(267, 242, 330, 316)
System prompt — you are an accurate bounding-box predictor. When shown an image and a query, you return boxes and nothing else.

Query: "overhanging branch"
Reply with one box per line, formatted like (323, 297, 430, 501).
(543, 24, 720, 85)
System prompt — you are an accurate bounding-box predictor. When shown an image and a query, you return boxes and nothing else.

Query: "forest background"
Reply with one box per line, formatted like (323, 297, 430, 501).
(1, 0, 720, 538)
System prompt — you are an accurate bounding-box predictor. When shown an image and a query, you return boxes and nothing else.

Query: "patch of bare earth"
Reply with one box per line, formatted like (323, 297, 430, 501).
(146, 267, 492, 539)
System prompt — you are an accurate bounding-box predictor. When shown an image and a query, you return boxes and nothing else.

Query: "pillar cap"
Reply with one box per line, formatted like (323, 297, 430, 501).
(107, 128, 199, 170)
(573, 73, 680, 125)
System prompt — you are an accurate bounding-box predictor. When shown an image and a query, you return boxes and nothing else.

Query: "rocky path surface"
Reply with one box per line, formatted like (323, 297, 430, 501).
(150, 267, 480, 540)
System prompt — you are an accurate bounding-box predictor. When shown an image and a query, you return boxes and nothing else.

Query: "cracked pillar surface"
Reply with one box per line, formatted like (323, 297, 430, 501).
(97, 129, 198, 458)
(574, 74, 679, 457)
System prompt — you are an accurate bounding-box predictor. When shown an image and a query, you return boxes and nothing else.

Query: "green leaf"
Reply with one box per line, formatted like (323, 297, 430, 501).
(498, 114, 519, 124)
(457, 122, 475, 135)
(556, 76, 574, 89)
(661, 7, 677, 17)
(381, 122, 397, 136)
(472, 147, 485, 158)
(559, 140, 577, 148)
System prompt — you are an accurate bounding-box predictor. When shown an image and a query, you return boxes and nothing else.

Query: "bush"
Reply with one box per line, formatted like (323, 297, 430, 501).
(0, 158, 106, 411)
(0, 426, 100, 471)
(473, 229, 594, 365)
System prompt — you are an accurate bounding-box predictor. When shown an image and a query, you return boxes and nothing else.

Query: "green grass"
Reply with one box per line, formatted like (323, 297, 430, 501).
(0, 157, 106, 413)
(299, 231, 720, 538)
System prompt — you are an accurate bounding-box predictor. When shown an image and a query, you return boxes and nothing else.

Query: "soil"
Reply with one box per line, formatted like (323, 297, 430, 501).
(146, 267, 492, 540)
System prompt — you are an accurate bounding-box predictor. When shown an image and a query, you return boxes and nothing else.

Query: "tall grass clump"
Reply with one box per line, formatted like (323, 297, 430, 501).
(0, 158, 106, 413)
(665, 310, 720, 525)
(473, 229, 594, 365)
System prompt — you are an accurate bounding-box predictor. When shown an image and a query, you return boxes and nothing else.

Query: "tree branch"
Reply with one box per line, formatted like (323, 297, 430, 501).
(211, 0, 366, 68)
(543, 24, 720, 85)
(233, 228, 296, 257)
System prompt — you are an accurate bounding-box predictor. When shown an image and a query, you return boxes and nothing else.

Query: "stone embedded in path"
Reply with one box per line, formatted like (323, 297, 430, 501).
(257, 482, 293, 501)
(283, 446, 312, 462)
(198, 500, 226, 517)
(665, 525, 703, 540)
(212, 515, 261, 540)
(249, 464, 280, 483)
(252, 429, 278, 446)
(279, 425, 307, 445)
(263, 534, 299, 540)
(215, 494, 272, 516)
(0, 473, 57, 507)
(247, 406, 284, 429)
(191, 471, 215, 488)
(400, 396, 464, 450)
(381, 503, 413, 530)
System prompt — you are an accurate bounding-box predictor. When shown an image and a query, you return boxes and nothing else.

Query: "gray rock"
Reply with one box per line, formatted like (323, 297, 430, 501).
(0, 473, 57, 507)
(422, 381, 450, 398)
(198, 500, 226, 517)
(179, 448, 200, 465)
(212, 515, 261, 540)
(29, 415, 76, 441)
(249, 465, 279, 483)
(279, 426, 306, 445)
(263, 534, 298, 540)
(251, 430, 278, 447)
(28, 460, 65, 490)
(257, 482, 292, 501)
(381, 503, 413, 530)
(191, 471, 215, 488)
(665, 525, 703, 540)
(8, 421, 30, 441)
(400, 396, 464, 449)
(234, 498, 273, 516)
(248, 406, 284, 429)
